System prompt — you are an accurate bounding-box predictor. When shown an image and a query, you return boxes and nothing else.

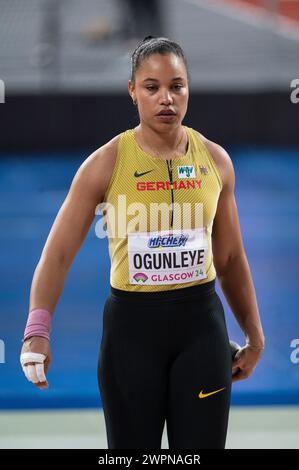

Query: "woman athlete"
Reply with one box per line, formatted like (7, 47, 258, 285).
(20, 36, 265, 449)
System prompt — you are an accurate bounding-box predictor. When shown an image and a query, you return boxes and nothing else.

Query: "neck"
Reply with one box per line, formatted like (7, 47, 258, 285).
(135, 123, 185, 152)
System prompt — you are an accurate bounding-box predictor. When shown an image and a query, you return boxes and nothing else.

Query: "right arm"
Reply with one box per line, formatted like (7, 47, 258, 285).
(20, 135, 119, 389)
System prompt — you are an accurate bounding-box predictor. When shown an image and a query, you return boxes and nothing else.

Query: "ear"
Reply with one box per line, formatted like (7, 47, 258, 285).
(128, 80, 134, 99)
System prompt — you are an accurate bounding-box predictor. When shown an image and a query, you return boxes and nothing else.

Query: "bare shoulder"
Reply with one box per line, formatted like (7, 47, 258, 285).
(193, 130, 235, 191)
(76, 133, 121, 203)
(82, 133, 120, 172)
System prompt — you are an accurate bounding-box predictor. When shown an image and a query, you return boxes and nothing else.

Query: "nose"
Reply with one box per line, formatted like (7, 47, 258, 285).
(159, 89, 173, 105)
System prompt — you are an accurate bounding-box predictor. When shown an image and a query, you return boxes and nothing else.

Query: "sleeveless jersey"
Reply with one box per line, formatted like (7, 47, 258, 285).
(101, 125, 223, 292)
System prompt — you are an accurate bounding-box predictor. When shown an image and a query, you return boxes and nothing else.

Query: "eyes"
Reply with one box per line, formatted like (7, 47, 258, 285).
(146, 84, 184, 92)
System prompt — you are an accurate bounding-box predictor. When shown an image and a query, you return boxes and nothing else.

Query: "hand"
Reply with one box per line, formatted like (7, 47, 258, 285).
(232, 343, 264, 383)
(20, 336, 51, 390)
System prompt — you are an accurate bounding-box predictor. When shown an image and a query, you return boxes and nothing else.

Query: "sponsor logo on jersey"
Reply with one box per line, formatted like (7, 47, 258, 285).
(134, 170, 154, 177)
(178, 165, 196, 178)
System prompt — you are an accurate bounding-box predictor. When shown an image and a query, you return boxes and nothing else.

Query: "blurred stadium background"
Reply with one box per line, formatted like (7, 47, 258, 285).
(0, 0, 299, 449)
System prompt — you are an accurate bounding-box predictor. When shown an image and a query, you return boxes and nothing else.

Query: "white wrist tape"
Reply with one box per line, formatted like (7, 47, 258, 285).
(20, 352, 47, 384)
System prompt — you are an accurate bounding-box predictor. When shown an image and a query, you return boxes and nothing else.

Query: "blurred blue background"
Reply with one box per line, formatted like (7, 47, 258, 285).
(1, 145, 299, 409)
(0, 0, 299, 415)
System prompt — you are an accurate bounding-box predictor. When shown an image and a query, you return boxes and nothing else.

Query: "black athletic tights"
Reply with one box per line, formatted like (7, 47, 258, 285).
(98, 279, 232, 449)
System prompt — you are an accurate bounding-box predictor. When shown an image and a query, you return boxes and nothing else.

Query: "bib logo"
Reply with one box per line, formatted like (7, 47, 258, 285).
(133, 273, 148, 283)
(148, 233, 189, 248)
(178, 166, 196, 178)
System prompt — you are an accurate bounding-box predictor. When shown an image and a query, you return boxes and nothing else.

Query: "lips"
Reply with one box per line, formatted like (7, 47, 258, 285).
(157, 110, 176, 115)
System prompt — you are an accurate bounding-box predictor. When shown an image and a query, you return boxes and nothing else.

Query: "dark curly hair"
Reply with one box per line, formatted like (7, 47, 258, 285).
(130, 36, 190, 86)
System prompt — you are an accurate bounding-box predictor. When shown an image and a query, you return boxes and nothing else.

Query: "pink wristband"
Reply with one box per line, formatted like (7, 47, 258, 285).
(23, 308, 52, 342)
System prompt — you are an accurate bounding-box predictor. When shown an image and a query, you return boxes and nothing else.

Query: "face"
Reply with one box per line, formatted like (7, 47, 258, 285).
(128, 53, 189, 130)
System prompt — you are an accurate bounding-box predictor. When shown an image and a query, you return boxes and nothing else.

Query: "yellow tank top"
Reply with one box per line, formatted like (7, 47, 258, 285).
(101, 125, 223, 292)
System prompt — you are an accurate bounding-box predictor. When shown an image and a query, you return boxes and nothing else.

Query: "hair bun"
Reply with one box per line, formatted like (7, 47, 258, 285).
(143, 35, 155, 42)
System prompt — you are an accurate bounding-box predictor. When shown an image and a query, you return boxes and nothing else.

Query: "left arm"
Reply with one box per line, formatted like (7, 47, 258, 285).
(207, 141, 265, 381)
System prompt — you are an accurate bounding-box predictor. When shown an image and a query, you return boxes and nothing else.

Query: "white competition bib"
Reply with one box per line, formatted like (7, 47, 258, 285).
(128, 228, 208, 285)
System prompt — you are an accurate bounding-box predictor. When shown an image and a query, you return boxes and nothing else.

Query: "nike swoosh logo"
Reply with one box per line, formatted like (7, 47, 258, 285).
(198, 387, 226, 399)
(134, 170, 154, 177)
